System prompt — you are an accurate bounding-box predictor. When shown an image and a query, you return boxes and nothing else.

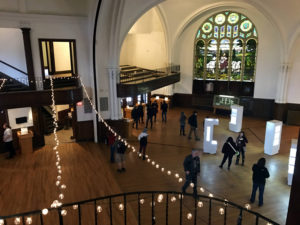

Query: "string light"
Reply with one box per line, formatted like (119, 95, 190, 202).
(0, 219, 4, 225)
(42, 208, 48, 215)
(187, 213, 192, 220)
(61, 210, 67, 216)
(118, 204, 124, 211)
(219, 208, 225, 215)
(170, 196, 176, 202)
(73, 205, 78, 210)
(26, 217, 32, 224)
(49, 76, 65, 209)
(0, 79, 6, 90)
(14, 217, 21, 225)
(77, 76, 241, 208)
(245, 203, 251, 210)
(157, 194, 164, 203)
(197, 201, 203, 208)
(140, 199, 145, 204)
(97, 206, 102, 213)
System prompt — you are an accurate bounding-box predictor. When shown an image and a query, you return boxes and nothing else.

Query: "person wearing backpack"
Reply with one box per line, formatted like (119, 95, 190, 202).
(138, 128, 148, 160)
(219, 137, 238, 170)
(188, 111, 200, 140)
(115, 140, 127, 172)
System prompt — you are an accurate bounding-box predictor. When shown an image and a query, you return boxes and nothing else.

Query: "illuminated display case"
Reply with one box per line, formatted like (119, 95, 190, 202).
(264, 120, 283, 155)
(288, 139, 298, 186)
(203, 118, 219, 154)
(229, 105, 244, 132)
(213, 95, 239, 108)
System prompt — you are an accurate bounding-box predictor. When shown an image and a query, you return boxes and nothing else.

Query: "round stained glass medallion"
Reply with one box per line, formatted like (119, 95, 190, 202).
(202, 22, 213, 33)
(228, 13, 239, 24)
(215, 14, 226, 24)
(240, 20, 252, 32)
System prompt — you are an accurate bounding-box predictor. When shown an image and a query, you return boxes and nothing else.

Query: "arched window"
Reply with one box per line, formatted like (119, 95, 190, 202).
(194, 11, 258, 82)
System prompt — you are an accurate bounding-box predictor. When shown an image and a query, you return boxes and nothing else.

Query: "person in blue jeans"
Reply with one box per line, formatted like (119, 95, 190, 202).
(161, 101, 168, 122)
(250, 158, 270, 206)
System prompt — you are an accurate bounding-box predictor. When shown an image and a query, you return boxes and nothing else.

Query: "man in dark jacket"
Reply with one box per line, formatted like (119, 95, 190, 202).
(250, 158, 270, 206)
(182, 149, 201, 196)
(188, 111, 200, 140)
(137, 102, 144, 123)
(146, 103, 153, 129)
(152, 100, 158, 122)
(131, 106, 139, 129)
(161, 101, 168, 122)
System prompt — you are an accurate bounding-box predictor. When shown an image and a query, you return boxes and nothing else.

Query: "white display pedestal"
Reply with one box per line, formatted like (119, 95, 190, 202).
(264, 120, 283, 155)
(203, 118, 219, 154)
(229, 105, 243, 132)
(288, 139, 298, 186)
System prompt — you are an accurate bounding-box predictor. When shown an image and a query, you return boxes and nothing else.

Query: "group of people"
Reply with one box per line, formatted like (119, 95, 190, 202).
(131, 100, 169, 130)
(179, 111, 201, 140)
(219, 131, 248, 169)
(182, 133, 269, 207)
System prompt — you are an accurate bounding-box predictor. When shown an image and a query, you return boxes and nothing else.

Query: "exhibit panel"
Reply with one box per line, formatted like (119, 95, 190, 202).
(229, 105, 243, 132)
(288, 139, 298, 186)
(203, 118, 219, 154)
(264, 120, 282, 155)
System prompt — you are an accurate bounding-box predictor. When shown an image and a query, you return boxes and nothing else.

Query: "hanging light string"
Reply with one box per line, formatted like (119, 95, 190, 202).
(78, 77, 231, 202)
(0, 78, 6, 90)
(49, 76, 67, 210)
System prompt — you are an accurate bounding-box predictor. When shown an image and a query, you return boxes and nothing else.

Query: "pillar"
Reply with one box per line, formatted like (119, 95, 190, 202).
(108, 66, 122, 120)
(21, 28, 36, 90)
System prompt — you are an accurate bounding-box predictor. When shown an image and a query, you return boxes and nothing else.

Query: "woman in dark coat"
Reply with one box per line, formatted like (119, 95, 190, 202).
(235, 131, 248, 165)
(219, 137, 238, 170)
(250, 158, 270, 206)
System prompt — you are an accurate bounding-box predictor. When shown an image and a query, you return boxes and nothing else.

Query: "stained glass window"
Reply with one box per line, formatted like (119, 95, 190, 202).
(194, 11, 257, 82)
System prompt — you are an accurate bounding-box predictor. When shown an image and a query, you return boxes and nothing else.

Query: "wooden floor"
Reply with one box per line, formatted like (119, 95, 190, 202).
(0, 107, 298, 224)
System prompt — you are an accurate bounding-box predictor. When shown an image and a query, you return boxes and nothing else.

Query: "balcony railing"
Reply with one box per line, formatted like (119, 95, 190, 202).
(120, 65, 180, 84)
(0, 191, 279, 225)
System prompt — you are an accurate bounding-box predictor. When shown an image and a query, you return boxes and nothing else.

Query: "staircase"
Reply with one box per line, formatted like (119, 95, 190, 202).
(0, 72, 30, 92)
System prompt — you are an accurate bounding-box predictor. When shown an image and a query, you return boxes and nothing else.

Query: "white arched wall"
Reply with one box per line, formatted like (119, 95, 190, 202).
(171, 4, 283, 100)
(120, 8, 168, 70)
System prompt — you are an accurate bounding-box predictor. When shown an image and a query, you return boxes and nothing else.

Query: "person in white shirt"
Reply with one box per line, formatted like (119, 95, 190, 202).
(3, 123, 15, 159)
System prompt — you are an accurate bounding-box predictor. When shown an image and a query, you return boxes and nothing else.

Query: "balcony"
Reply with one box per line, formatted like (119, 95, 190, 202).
(117, 65, 180, 97)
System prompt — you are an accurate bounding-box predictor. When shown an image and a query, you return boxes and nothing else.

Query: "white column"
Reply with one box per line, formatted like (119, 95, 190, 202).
(108, 66, 122, 120)
(275, 62, 291, 103)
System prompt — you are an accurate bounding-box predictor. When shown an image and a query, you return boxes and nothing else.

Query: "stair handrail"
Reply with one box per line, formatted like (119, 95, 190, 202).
(0, 60, 28, 76)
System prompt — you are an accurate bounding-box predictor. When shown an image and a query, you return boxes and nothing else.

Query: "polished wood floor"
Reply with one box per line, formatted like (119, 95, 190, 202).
(0, 107, 298, 224)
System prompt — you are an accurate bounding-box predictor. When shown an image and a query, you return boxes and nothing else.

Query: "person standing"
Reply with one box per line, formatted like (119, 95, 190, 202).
(235, 131, 248, 165)
(151, 100, 158, 122)
(188, 111, 200, 140)
(146, 103, 153, 129)
(250, 158, 270, 206)
(108, 132, 116, 163)
(138, 128, 148, 160)
(182, 149, 201, 196)
(3, 123, 15, 159)
(179, 112, 187, 136)
(219, 137, 238, 170)
(131, 105, 139, 129)
(161, 101, 168, 122)
(137, 102, 144, 124)
(115, 140, 127, 172)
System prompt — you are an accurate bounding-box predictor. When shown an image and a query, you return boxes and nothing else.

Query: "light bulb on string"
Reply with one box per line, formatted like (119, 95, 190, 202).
(73, 205, 78, 210)
(140, 199, 145, 204)
(170, 196, 176, 202)
(97, 206, 102, 213)
(219, 208, 225, 215)
(197, 201, 203, 208)
(26, 217, 32, 225)
(61, 210, 67, 216)
(14, 217, 21, 225)
(42, 208, 48, 215)
(187, 213, 192, 220)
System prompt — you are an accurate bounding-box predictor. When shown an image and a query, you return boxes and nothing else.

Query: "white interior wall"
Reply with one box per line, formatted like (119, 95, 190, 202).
(53, 42, 71, 72)
(7, 107, 33, 129)
(0, 28, 27, 72)
(287, 37, 300, 104)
